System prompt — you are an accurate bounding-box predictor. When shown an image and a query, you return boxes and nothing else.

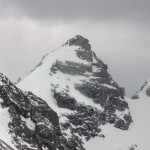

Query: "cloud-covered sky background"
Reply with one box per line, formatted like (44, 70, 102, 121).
(0, 0, 150, 96)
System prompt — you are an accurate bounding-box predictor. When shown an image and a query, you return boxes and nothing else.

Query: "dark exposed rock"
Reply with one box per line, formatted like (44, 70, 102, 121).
(120, 87, 125, 96)
(51, 60, 92, 75)
(146, 87, 150, 97)
(75, 49, 93, 62)
(65, 35, 91, 51)
(115, 118, 127, 130)
(129, 144, 138, 150)
(114, 114, 132, 130)
(65, 105, 103, 138)
(53, 91, 76, 110)
(131, 94, 139, 99)
(140, 81, 148, 91)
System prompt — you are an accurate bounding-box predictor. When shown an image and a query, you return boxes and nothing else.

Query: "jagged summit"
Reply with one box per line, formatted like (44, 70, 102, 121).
(65, 35, 91, 51)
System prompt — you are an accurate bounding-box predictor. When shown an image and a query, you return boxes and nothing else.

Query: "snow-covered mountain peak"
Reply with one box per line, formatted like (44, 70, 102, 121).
(28, 35, 94, 77)
(17, 36, 132, 149)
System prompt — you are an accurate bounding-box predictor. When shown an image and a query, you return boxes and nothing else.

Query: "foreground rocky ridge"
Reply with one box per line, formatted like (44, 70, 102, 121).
(0, 73, 71, 150)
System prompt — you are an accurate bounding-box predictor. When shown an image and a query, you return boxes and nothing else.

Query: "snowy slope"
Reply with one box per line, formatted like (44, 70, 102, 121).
(84, 79, 150, 150)
(84, 96, 150, 150)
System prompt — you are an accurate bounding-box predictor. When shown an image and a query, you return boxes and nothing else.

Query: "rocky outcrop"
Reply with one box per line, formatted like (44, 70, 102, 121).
(51, 60, 92, 75)
(53, 91, 77, 110)
(131, 93, 139, 99)
(0, 73, 65, 150)
(65, 35, 91, 51)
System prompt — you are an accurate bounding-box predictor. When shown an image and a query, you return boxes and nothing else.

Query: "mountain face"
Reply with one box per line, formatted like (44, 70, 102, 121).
(17, 35, 131, 149)
(2, 35, 150, 150)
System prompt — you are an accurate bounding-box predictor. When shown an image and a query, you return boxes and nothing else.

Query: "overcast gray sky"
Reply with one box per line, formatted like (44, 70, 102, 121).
(0, 0, 150, 96)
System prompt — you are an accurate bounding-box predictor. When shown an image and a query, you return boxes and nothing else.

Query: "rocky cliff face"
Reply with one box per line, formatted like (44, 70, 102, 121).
(51, 35, 131, 130)
(0, 35, 132, 150)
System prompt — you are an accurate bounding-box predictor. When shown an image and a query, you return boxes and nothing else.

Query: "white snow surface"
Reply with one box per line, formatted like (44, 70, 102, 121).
(21, 116, 35, 131)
